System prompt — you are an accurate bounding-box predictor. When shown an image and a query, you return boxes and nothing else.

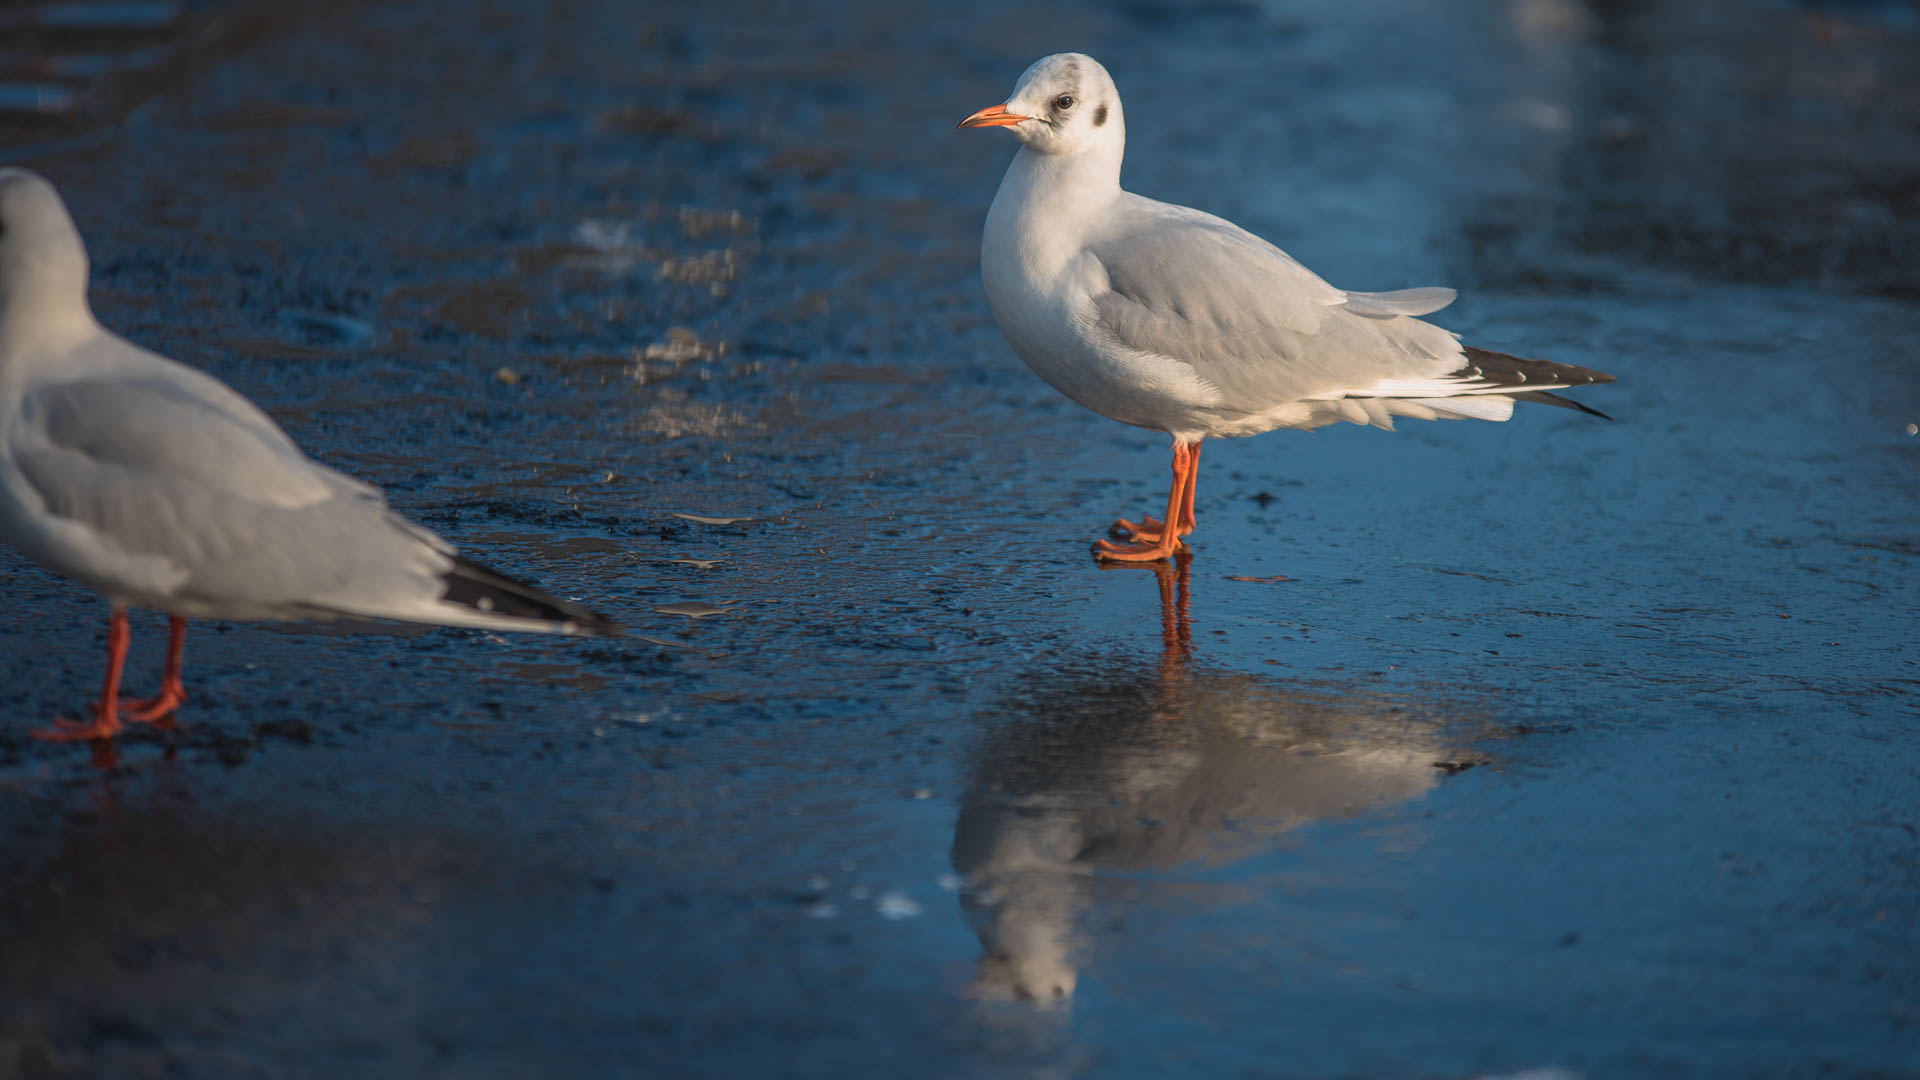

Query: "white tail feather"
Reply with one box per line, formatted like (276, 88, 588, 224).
(1403, 395, 1515, 422)
(1340, 287, 1458, 319)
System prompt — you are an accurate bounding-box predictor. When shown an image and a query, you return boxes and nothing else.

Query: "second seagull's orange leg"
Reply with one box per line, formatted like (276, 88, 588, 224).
(1176, 440, 1201, 535)
(33, 610, 132, 742)
(1109, 440, 1181, 542)
(1094, 442, 1192, 562)
(119, 615, 188, 724)
(1112, 439, 1203, 542)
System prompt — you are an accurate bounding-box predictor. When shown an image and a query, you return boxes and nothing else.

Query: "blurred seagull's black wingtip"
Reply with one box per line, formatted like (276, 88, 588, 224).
(441, 555, 622, 635)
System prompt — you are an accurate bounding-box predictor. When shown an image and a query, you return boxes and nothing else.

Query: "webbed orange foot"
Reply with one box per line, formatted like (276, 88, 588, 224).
(32, 709, 122, 742)
(110, 680, 187, 725)
(1092, 535, 1183, 562)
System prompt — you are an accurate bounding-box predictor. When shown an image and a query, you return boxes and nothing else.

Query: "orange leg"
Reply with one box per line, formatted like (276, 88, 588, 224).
(33, 610, 132, 742)
(1109, 441, 1203, 543)
(116, 615, 188, 724)
(1094, 441, 1198, 562)
(1178, 440, 1201, 533)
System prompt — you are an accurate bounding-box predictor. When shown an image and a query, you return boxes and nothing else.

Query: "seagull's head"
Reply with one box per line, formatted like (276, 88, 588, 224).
(958, 52, 1123, 158)
(0, 168, 91, 328)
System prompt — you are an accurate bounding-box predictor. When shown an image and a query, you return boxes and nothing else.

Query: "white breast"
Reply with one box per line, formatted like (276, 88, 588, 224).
(980, 151, 1224, 436)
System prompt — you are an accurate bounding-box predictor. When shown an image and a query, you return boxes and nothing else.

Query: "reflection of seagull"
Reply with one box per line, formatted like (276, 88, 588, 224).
(0, 169, 618, 742)
(951, 558, 1465, 1001)
(959, 53, 1614, 562)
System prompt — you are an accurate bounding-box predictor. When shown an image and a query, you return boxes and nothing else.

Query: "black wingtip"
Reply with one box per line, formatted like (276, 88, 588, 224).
(440, 555, 622, 636)
(1459, 346, 1618, 389)
(1512, 390, 1615, 422)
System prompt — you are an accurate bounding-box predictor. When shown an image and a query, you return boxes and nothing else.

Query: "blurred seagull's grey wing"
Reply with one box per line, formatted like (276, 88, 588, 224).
(1084, 197, 1469, 413)
(8, 376, 613, 633)
(64, 332, 387, 504)
(23, 375, 354, 511)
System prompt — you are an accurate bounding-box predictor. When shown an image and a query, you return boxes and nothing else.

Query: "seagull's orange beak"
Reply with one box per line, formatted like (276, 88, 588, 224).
(957, 103, 1031, 130)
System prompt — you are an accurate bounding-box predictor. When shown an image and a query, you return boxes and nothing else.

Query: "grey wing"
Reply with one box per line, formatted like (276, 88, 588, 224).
(10, 377, 448, 614)
(58, 337, 386, 505)
(25, 376, 346, 509)
(1086, 197, 1467, 410)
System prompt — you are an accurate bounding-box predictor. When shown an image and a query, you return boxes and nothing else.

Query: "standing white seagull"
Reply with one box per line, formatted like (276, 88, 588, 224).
(959, 54, 1614, 562)
(0, 168, 618, 742)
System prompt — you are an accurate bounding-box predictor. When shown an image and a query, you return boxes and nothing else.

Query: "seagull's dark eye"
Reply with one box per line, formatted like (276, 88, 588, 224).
(1054, 94, 1075, 112)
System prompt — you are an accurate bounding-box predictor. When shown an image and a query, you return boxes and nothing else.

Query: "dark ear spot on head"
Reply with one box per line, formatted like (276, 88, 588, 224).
(1093, 103, 1108, 128)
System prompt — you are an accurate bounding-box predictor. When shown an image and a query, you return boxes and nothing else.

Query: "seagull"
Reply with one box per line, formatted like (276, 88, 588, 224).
(0, 168, 618, 742)
(959, 54, 1615, 562)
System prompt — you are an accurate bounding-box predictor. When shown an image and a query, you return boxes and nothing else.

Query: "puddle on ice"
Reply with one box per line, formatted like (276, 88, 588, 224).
(950, 557, 1479, 1003)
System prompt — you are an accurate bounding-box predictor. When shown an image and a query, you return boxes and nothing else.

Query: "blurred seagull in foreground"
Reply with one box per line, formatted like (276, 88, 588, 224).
(959, 53, 1615, 562)
(0, 168, 618, 742)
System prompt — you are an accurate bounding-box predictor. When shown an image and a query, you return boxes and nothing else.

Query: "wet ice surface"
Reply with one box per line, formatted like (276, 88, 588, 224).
(1, 0, 1917, 1076)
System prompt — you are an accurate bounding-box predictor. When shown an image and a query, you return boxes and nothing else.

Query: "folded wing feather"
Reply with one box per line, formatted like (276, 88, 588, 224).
(1088, 195, 1469, 411)
(11, 376, 447, 613)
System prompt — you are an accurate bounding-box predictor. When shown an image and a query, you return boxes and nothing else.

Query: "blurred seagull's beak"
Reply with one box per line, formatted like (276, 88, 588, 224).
(958, 103, 1031, 129)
